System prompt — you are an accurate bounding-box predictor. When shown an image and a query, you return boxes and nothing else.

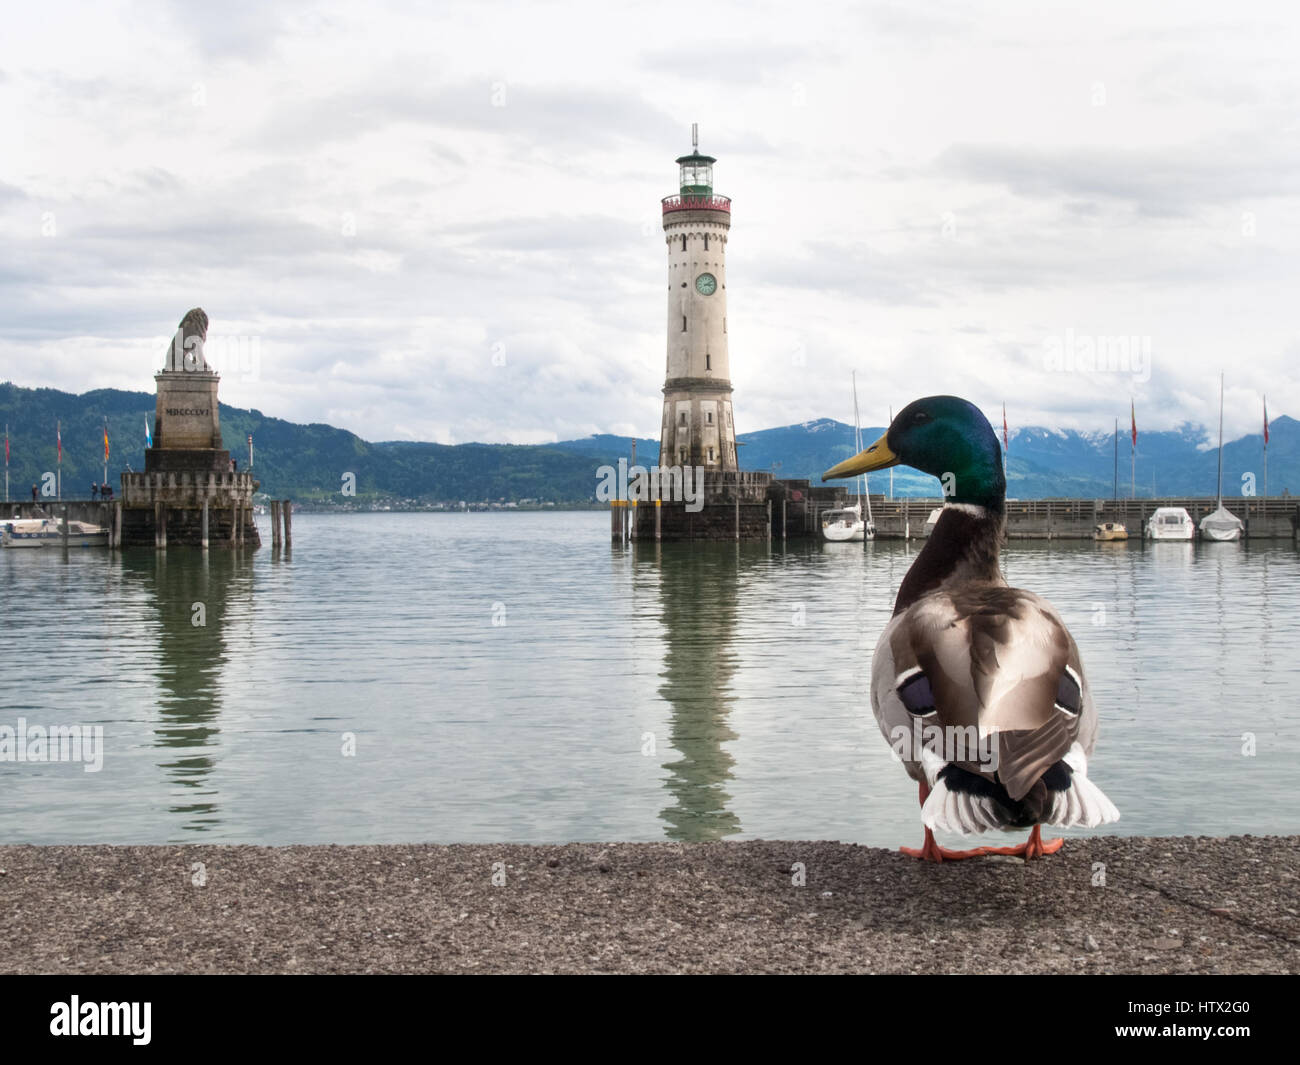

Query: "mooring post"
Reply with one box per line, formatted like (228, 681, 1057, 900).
(62, 504, 70, 549)
(154, 502, 162, 548)
(201, 499, 209, 549)
(766, 499, 772, 543)
(630, 499, 637, 542)
(610, 501, 618, 541)
(734, 482, 740, 541)
(159, 505, 168, 549)
(655, 498, 661, 542)
(283, 500, 292, 548)
(781, 497, 787, 542)
(271, 501, 281, 547)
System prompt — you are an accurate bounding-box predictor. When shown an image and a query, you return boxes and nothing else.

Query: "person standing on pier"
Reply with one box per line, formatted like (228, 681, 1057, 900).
(31, 484, 37, 502)
(91, 483, 99, 500)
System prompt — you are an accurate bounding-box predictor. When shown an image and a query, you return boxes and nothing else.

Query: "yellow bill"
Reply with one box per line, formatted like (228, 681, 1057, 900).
(822, 431, 899, 481)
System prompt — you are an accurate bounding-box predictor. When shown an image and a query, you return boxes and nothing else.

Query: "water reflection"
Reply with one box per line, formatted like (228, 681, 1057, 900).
(637, 541, 749, 841)
(124, 549, 250, 835)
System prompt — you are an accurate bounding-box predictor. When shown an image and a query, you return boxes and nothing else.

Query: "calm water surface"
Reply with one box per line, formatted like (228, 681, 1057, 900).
(2, 512, 1297, 845)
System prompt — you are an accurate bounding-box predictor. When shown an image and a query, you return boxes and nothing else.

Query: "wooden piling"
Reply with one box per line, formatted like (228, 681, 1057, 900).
(271, 501, 281, 547)
(655, 498, 661, 542)
(766, 499, 772, 543)
(62, 504, 70, 549)
(782, 497, 786, 542)
(282, 500, 292, 548)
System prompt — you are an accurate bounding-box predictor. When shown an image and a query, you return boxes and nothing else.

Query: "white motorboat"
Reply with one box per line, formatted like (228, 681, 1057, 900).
(822, 502, 866, 542)
(1198, 373, 1243, 542)
(2, 516, 108, 548)
(1094, 521, 1129, 541)
(1146, 507, 1195, 541)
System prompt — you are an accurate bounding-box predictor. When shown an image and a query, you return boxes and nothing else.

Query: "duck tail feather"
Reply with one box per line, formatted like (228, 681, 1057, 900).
(921, 771, 1010, 835)
(1045, 769, 1120, 828)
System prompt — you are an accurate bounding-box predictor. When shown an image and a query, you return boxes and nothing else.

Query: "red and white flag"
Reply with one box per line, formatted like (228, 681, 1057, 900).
(57, 420, 62, 463)
(1002, 403, 1009, 453)
(1264, 396, 1270, 446)
(1130, 400, 1137, 448)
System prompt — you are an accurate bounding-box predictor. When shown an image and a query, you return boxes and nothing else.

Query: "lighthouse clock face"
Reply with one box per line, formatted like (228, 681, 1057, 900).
(695, 272, 717, 295)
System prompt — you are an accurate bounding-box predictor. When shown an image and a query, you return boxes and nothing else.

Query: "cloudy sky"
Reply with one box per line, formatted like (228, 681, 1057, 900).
(2, 0, 1297, 445)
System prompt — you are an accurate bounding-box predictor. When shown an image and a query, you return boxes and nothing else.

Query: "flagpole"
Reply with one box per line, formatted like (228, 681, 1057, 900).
(4, 422, 8, 503)
(1130, 401, 1135, 501)
(56, 419, 61, 501)
(1113, 417, 1118, 502)
(1258, 397, 1268, 501)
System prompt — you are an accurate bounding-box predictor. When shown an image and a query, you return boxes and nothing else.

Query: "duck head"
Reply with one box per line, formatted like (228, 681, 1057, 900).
(822, 395, 1005, 511)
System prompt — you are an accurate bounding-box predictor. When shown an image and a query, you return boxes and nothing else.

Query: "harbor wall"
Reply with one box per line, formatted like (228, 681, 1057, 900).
(864, 496, 1299, 539)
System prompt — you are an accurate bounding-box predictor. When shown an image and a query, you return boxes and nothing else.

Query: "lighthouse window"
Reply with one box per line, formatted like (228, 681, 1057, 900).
(704, 235, 709, 250)
(706, 354, 711, 370)
(707, 411, 713, 424)
(680, 411, 687, 425)
(681, 235, 687, 251)
(708, 447, 715, 462)
(682, 316, 687, 332)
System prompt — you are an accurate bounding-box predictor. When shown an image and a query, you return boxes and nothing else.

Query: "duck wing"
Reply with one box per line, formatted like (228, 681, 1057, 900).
(871, 584, 1115, 832)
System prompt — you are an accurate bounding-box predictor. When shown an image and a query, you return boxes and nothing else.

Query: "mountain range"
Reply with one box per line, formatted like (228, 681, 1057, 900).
(1, 382, 1292, 504)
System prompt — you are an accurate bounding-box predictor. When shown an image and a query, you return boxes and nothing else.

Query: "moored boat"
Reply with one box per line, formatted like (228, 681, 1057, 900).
(1199, 504, 1244, 541)
(822, 502, 866, 542)
(1094, 521, 1128, 541)
(1198, 374, 1243, 542)
(2, 516, 108, 548)
(1145, 506, 1195, 541)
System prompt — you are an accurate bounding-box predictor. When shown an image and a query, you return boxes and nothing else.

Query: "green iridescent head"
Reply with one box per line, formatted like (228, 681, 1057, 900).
(822, 395, 1006, 511)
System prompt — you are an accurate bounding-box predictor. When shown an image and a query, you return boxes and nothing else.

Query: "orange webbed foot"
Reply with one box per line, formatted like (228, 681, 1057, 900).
(979, 824, 1064, 860)
(900, 826, 991, 863)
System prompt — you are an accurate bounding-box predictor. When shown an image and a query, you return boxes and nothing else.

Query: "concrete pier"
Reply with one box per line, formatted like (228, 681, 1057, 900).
(865, 496, 1300, 540)
(0, 835, 1294, 974)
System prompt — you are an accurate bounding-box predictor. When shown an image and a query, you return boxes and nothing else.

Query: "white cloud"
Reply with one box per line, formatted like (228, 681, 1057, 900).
(1, 0, 1298, 445)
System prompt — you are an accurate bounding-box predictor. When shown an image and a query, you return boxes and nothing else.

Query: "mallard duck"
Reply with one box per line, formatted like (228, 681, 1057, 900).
(823, 396, 1119, 861)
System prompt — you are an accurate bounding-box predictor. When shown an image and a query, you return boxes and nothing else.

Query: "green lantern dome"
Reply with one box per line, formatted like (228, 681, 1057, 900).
(675, 150, 715, 197)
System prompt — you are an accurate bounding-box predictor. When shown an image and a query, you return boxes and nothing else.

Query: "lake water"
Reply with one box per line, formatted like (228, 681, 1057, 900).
(2, 512, 1298, 846)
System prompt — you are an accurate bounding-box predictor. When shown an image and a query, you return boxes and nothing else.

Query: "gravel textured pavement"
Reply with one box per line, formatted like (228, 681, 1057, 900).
(2, 835, 1296, 974)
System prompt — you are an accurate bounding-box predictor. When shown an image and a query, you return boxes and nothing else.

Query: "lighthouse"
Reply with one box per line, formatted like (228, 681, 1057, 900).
(659, 125, 737, 472)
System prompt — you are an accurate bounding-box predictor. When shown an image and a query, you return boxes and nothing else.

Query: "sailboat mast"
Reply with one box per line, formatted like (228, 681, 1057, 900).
(852, 371, 871, 522)
(1216, 371, 1225, 505)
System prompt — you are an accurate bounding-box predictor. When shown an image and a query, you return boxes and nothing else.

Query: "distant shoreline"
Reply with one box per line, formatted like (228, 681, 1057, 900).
(3, 835, 1296, 974)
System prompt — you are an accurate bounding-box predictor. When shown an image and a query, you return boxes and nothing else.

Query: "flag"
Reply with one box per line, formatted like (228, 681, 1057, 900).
(1264, 397, 1269, 446)
(57, 421, 61, 462)
(1130, 400, 1137, 448)
(1002, 403, 1008, 453)
(103, 424, 110, 462)
(145, 415, 153, 448)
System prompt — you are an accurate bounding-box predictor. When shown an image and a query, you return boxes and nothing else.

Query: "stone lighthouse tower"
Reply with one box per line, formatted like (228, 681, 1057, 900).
(660, 126, 737, 472)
